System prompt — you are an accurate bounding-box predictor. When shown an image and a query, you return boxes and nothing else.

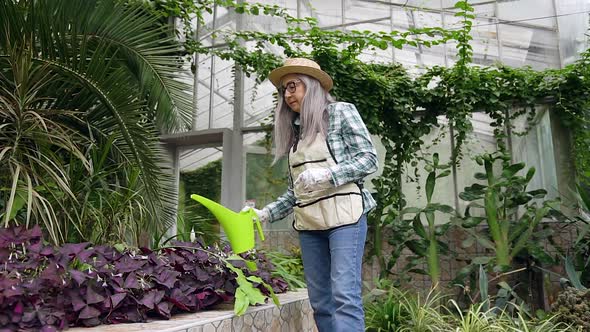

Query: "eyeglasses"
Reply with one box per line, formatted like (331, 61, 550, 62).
(281, 79, 302, 95)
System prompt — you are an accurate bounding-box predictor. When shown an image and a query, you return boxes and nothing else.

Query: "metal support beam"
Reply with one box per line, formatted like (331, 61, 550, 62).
(220, 0, 246, 211)
(220, 129, 234, 208)
(440, 0, 448, 67)
(192, 19, 201, 129)
(164, 144, 179, 240)
(390, 0, 396, 62)
(208, 4, 218, 129)
(551, 0, 564, 68)
(494, 1, 504, 63)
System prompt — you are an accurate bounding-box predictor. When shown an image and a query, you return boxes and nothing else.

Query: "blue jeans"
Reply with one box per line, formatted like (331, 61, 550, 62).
(298, 214, 367, 332)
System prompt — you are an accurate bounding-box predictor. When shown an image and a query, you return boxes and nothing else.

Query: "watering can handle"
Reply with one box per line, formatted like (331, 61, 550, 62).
(254, 218, 265, 242)
(248, 209, 265, 242)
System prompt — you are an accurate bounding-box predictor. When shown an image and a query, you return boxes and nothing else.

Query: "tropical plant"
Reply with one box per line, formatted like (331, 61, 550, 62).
(364, 284, 416, 332)
(0, 0, 192, 245)
(568, 181, 590, 288)
(400, 153, 454, 286)
(457, 152, 559, 272)
(364, 280, 449, 332)
(447, 299, 571, 332)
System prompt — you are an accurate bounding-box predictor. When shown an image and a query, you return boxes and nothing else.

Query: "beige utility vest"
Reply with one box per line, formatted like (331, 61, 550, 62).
(289, 134, 364, 231)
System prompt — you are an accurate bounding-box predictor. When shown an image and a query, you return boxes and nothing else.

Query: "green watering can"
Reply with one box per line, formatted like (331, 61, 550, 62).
(190, 194, 265, 254)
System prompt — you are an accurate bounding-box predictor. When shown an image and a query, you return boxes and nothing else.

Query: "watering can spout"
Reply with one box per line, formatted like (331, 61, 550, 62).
(190, 194, 265, 254)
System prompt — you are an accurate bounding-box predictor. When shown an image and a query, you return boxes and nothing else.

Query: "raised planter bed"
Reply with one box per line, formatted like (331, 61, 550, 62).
(68, 289, 316, 332)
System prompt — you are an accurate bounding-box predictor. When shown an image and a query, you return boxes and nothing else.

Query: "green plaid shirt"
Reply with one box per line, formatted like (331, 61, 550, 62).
(265, 102, 378, 223)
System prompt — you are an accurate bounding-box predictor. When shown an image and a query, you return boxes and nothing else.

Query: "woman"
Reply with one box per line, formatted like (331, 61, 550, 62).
(245, 58, 378, 332)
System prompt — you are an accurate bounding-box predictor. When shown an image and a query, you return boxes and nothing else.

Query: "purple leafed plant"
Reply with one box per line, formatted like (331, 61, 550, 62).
(0, 225, 288, 331)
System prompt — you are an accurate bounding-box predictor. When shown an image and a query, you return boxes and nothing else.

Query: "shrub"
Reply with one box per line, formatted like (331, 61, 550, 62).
(364, 282, 449, 332)
(553, 287, 590, 331)
(0, 225, 287, 331)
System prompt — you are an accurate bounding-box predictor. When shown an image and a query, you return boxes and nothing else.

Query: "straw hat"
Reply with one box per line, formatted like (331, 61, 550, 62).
(268, 58, 333, 91)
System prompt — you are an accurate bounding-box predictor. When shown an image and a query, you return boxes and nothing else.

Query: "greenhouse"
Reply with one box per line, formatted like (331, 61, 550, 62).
(1, 0, 589, 331)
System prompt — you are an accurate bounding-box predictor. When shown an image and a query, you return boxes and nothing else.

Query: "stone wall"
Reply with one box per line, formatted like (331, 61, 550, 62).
(68, 290, 317, 332)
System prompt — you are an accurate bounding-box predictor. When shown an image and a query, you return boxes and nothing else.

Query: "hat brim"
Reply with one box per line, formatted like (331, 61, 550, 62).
(269, 65, 333, 91)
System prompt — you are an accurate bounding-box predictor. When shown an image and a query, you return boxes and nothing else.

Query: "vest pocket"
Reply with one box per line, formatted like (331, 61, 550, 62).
(294, 192, 363, 231)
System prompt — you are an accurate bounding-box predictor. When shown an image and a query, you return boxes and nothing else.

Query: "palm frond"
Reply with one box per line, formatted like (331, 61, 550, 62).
(0, 0, 191, 245)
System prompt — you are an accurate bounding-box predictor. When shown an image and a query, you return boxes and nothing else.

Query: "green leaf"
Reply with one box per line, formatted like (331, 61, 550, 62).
(426, 203, 454, 213)
(401, 207, 422, 215)
(454, 1, 469, 10)
(472, 257, 492, 265)
(459, 191, 481, 202)
(436, 169, 451, 179)
(426, 172, 436, 203)
(8, 193, 26, 220)
(114, 243, 126, 253)
(501, 163, 526, 178)
(227, 263, 267, 315)
(525, 167, 536, 181)
(412, 217, 427, 239)
(474, 173, 488, 181)
(248, 275, 280, 306)
(462, 216, 485, 228)
(434, 223, 452, 236)
(227, 254, 244, 261)
(527, 189, 547, 198)
(565, 255, 587, 290)
(461, 237, 475, 248)
(406, 239, 428, 256)
(432, 153, 439, 166)
(479, 264, 489, 311)
(234, 288, 250, 315)
(527, 245, 554, 265)
(408, 268, 428, 275)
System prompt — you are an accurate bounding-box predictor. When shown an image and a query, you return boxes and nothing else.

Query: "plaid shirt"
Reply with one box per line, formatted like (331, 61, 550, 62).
(265, 102, 378, 223)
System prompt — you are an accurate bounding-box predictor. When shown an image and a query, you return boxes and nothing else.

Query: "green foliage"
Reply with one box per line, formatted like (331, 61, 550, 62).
(364, 282, 571, 332)
(399, 153, 454, 286)
(575, 182, 590, 276)
(447, 299, 571, 332)
(179, 160, 222, 245)
(457, 152, 559, 272)
(226, 255, 280, 316)
(0, 0, 192, 245)
(552, 287, 590, 331)
(364, 281, 449, 332)
(265, 248, 306, 291)
(565, 180, 590, 289)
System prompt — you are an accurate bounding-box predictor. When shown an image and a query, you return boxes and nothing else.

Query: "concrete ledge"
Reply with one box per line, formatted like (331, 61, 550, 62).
(68, 289, 316, 332)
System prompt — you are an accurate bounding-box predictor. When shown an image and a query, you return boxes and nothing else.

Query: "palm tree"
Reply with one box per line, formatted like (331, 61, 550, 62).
(0, 0, 192, 245)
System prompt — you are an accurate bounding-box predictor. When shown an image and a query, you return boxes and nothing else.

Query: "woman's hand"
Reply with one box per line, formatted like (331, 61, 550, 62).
(294, 168, 333, 192)
(241, 206, 270, 223)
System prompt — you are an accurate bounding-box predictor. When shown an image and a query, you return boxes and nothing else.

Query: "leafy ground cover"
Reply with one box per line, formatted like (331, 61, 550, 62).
(0, 226, 287, 331)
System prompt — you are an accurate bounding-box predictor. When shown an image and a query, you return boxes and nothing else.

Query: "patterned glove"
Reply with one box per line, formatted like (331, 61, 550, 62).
(241, 206, 270, 223)
(294, 168, 333, 192)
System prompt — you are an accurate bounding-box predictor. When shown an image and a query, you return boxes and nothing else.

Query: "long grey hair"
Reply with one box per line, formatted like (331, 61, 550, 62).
(272, 74, 335, 164)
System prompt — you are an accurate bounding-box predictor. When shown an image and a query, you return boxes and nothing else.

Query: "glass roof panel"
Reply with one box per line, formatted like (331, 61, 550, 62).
(179, 0, 589, 170)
